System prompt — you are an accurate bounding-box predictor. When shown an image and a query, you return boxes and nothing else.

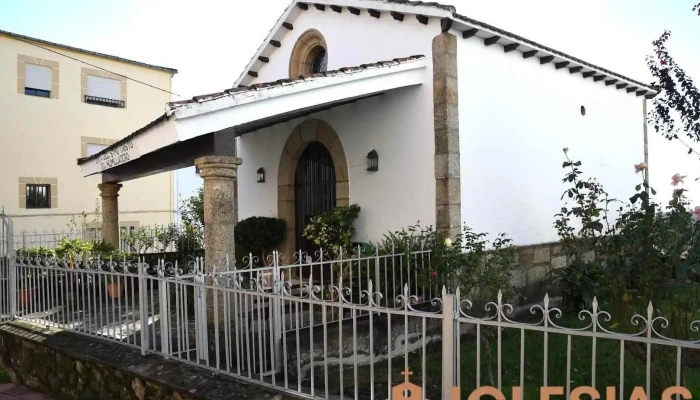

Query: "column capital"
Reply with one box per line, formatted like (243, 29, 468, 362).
(98, 183, 122, 198)
(194, 156, 242, 179)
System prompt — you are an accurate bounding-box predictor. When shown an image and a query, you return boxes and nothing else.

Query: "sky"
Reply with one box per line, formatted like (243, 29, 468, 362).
(1, 0, 698, 206)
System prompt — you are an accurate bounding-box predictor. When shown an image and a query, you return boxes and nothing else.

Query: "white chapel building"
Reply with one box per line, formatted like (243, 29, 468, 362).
(78, 0, 655, 261)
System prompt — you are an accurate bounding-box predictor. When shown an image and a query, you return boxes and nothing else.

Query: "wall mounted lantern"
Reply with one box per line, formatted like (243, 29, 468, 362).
(367, 150, 378, 172)
(257, 167, 265, 183)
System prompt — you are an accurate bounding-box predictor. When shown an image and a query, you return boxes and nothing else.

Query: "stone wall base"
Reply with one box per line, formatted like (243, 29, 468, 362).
(0, 322, 294, 400)
(510, 241, 581, 302)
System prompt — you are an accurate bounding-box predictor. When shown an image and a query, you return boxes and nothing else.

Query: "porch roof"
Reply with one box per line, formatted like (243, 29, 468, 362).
(77, 55, 427, 182)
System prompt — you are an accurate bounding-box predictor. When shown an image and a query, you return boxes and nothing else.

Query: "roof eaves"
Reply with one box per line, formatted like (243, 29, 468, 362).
(234, 0, 656, 95)
(77, 113, 171, 165)
(182, 55, 426, 110)
(450, 13, 657, 93)
(0, 29, 178, 74)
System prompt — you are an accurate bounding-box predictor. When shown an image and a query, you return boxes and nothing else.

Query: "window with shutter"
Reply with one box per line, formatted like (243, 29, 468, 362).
(24, 64, 52, 98)
(85, 75, 124, 107)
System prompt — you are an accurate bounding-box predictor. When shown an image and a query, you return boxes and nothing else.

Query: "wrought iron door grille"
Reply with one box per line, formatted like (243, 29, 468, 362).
(294, 142, 336, 255)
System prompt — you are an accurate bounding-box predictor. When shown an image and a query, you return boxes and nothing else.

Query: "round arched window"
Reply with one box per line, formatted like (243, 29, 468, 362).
(289, 29, 328, 78)
(311, 48, 328, 74)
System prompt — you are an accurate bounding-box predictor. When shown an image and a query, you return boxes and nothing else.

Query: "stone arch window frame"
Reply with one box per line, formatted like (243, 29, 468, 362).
(277, 119, 349, 259)
(288, 29, 329, 79)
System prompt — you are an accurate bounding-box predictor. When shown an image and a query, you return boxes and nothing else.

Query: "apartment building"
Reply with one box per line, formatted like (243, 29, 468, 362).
(0, 29, 178, 236)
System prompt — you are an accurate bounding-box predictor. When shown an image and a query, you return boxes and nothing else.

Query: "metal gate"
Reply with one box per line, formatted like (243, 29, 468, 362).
(0, 210, 14, 322)
(294, 141, 336, 258)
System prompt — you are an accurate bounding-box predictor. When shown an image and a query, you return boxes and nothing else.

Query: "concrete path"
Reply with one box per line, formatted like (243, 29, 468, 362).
(0, 384, 53, 400)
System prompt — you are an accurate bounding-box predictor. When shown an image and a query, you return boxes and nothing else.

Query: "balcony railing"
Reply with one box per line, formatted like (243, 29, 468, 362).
(84, 95, 125, 108)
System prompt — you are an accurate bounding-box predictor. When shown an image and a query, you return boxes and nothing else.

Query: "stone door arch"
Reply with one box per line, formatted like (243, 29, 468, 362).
(278, 119, 349, 260)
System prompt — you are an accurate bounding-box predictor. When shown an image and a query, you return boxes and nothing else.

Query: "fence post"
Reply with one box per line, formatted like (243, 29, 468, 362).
(194, 258, 209, 364)
(138, 258, 149, 356)
(441, 287, 456, 400)
(7, 217, 16, 320)
(158, 259, 171, 358)
(272, 251, 283, 373)
(374, 249, 381, 305)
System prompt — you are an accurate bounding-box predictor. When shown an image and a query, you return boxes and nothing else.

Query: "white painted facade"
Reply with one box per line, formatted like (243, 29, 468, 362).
(237, 5, 647, 245)
(84, 0, 654, 248)
(236, 8, 442, 241)
(457, 37, 644, 245)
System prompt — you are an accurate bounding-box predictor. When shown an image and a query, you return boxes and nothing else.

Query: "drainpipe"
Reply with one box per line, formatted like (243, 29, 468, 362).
(643, 98, 649, 194)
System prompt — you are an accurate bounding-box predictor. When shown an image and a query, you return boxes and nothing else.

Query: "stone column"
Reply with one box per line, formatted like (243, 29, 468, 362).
(98, 183, 122, 247)
(433, 32, 461, 239)
(194, 156, 242, 273)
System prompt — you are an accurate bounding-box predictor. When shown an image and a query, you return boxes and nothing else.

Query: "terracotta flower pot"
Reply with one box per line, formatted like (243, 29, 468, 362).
(17, 288, 34, 305)
(106, 281, 124, 299)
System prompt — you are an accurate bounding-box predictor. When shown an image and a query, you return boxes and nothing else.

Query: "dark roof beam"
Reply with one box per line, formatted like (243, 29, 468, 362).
(522, 50, 537, 59)
(626, 87, 637, 93)
(282, 22, 294, 30)
(314, 4, 325, 11)
(330, 5, 342, 13)
(569, 66, 583, 74)
(582, 71, 595, 78)
(297, 3, 308, 10)
(270, 40, 281, 48)
(258, 56, 269, 63)
(540, 55, 554, 64)
(555, 61, 570, 69)
(462, 28, 478, 38)
(391, 11, 404, 21)
(484, 36, 501, 46)
(248, 71, 258, 78)
(416, 14, 429, 24)
(441, 18, 452, 32)
(605, 79, 618, 86)
(368, 9, 381, 18)
(348, 7, 360, 15)
(503, 43, 519, 53)
(616, 83, 629, 89)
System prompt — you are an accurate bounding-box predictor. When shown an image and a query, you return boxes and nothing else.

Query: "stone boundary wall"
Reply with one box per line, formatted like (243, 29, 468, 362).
(511, 241, 571, 302)
(0, 322, 294, 400)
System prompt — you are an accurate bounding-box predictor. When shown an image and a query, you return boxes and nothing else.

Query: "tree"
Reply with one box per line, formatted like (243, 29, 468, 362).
(646, 4, 700, 154)
(180, 187, 204, 228)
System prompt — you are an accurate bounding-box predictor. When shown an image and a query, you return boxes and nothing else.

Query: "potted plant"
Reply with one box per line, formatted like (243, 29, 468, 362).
(106, 275, 124, 299)
(14, 247, 55, 306)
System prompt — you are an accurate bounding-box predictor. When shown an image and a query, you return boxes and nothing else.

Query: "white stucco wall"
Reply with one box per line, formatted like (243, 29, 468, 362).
(238, 10, 441, 243)
(250, 7, 440, 84)
(238, 84, 435, 243)
(457, 37, 645, 245)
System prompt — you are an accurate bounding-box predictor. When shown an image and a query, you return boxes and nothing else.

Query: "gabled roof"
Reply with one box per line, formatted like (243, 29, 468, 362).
(77, 55, 427, 176)
(234, 0, 657, 97)
(168, 55, 425, 111)
(0, 29, 178, 74)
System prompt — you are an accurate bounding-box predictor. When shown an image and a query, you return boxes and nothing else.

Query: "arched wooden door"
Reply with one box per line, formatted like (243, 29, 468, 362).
(294, 141, 336, 258)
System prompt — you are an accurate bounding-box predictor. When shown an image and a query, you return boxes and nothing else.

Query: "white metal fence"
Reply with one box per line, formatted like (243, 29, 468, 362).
(13, 224, 203, 255)
(5, 252, 700, 399)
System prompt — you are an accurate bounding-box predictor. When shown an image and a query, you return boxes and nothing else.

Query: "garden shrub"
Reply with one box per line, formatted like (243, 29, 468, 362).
(376, 224, 517, 305)
(303, 204, 361, 256)
(234, 216, 286, 262)
(553, 148, 700, 391)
